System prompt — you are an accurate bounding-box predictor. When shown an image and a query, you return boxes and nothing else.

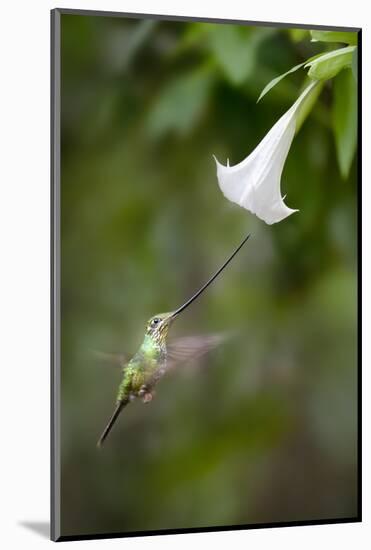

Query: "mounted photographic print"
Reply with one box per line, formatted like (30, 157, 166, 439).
(51, 8, 361, 542)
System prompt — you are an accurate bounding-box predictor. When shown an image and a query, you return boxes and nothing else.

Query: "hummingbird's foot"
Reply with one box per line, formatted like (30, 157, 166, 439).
(142, 392, 153, 403)
(138, 385, 155, 403)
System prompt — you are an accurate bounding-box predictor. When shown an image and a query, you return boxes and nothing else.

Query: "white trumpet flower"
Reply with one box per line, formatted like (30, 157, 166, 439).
(214, 81, 317, 225)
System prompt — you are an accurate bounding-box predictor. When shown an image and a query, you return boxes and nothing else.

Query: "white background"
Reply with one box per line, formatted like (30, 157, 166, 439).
(0, 0, 368, 548)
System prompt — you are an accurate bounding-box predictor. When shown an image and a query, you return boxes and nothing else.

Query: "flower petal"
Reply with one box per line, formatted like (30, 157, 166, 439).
(214, 81, 317, 224)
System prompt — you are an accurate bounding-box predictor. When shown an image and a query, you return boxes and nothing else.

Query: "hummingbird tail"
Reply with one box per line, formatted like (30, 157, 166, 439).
(97, 399, 128, 448)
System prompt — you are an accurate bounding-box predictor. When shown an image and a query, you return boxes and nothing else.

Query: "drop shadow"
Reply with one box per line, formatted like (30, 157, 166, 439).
(19, 521, 50, 539)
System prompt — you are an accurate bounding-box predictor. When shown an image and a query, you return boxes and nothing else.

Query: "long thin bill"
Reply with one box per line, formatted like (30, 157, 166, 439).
(171, 233, 251, 319)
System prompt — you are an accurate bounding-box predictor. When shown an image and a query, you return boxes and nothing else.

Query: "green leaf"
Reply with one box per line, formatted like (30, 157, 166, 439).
(175, 22, 210, 55)
(332, 69, 357, 179)
(295, 79, 324, 133)
(257, 62, 306, 103)
(146, 69, 214, 138)
(288, 28, 309, 43)
(305, 46, 356, 80)
(207, 25, 274, 85)
(352, 47, 358, 82)
(310, 30, 358, 45)
(257, 53, 324, 103)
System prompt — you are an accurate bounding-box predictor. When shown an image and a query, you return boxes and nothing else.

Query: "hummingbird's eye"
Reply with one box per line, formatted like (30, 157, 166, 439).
(151, 317, 160, 327)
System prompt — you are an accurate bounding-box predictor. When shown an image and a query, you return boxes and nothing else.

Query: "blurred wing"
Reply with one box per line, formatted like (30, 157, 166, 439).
(90, 349, 129, 369)
(166, 333, 228, 370)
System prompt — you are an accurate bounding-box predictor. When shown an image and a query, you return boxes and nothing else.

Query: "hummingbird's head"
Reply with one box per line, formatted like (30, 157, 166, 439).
(146, 312, 175, 344)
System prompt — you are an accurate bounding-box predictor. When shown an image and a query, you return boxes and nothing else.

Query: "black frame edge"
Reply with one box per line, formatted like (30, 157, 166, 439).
(57, 517, 360, 542)
(356, 28, 362, 523)
(51, 7, 61, 543)
(53, 7, 361, 32)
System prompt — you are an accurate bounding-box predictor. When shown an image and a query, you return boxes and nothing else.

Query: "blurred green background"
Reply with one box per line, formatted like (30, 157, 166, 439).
(60, 14, 358, 537)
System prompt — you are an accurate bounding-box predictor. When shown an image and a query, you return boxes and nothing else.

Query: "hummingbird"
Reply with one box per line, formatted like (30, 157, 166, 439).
(97, 233, 251, 447)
